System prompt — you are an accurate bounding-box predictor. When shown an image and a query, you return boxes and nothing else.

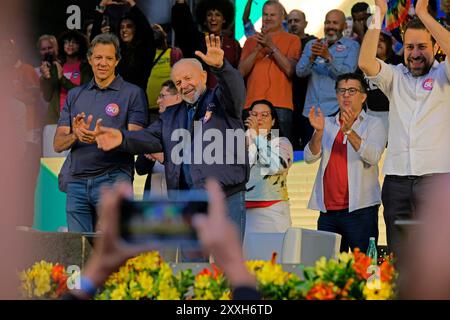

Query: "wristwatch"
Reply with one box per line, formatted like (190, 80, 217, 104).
(344, 129, 352, 135)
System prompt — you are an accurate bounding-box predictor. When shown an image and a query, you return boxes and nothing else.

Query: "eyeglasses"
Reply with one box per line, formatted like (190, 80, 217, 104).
(249, 111, 271, 118)
(336, 87, 363, 96)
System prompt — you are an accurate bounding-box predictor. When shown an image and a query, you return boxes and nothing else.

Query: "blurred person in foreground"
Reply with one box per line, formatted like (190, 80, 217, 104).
(399, 174, 450, 299)
(65, 180, 259, 300)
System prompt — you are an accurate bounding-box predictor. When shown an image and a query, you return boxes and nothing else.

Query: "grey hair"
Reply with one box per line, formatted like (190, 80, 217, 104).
(87, 33, 121, 60)
(171, 58, 204, 78)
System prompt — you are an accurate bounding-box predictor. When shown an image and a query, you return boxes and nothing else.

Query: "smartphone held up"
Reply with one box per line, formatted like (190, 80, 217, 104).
(120, 190, 208, 250)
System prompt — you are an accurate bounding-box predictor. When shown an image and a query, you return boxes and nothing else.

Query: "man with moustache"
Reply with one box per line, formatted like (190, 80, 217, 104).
(95, 35, 248, 240)
(305, 73, 387, 253)
(359, 0, 450, 257)
(296, 9, 360, 146)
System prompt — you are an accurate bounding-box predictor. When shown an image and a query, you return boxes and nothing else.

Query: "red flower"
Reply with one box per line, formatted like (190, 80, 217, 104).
(51, 264, 65, 282)
(211, 263, 222, 280)
(380, 260, 395, 282)
(198, 267, 212, 277)
(306, 283, 336, 300)
(352, 249, 372, 280)
(55, 275, 68, 296)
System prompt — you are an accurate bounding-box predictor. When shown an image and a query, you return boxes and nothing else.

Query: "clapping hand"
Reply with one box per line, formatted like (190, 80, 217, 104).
(340, 107, 356, 133)
(73, 113, 102, 144)
(308, 106, 325, 132)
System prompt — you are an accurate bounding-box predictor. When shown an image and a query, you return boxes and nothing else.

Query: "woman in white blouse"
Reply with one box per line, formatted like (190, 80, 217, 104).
(244, 99, 294, 235)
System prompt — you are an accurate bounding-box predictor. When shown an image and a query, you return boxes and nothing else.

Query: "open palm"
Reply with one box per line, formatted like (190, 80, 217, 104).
(195, 34, 224, 68)
(309, 106, 325, 131)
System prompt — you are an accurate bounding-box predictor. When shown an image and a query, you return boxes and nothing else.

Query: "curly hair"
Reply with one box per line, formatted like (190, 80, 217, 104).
(195, 0, 235, 30)
(58, 29, 89, 62)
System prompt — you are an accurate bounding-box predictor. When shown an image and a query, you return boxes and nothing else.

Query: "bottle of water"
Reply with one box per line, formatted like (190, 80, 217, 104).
(366, 237, 378, 265)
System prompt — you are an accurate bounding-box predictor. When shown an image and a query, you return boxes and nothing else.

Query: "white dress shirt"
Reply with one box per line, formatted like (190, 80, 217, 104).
(366, 58, 450, 176)
(304, 111, 387, 212)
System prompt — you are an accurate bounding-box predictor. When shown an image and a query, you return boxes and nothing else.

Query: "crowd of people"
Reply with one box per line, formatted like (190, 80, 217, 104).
(8, 0, 450, 297)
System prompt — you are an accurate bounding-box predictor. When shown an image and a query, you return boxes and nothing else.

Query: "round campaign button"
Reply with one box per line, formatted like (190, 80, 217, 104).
(105, 103, 120, 117)
(422, 78, 434, 91)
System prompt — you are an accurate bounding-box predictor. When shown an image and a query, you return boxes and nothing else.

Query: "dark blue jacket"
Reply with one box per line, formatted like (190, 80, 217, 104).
(120, 60, 248, 196)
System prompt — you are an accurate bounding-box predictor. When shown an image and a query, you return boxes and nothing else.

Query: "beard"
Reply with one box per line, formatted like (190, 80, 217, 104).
(407, 56, 433, 77)
(182, 89, 201, 104)
(325, 29, 340, 43)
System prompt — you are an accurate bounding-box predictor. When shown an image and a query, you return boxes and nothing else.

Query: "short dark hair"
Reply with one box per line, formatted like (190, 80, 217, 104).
(351, 2, 370, 15)
(248, 99, 280, 132)
(161, 80, 177, 94)
(404, 17, 436, 45)
(88, 33, 121, 60)
(335, 73, 368, 93)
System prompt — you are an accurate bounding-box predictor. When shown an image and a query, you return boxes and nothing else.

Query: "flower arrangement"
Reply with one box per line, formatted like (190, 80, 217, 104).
(95, 251, 194, 300)
(19, 261, 70, 299)
(245, 253, 303, 300)
(193, 263, 231, 300)
(19, 250, 396, 300)
(300, 249, 397, 300)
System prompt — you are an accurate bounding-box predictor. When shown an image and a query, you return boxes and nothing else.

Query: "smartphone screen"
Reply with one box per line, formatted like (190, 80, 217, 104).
(120, 190, 208, 249)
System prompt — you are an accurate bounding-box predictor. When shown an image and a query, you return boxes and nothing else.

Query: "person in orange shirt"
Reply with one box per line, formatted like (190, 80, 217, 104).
(239, 0, 301, 145)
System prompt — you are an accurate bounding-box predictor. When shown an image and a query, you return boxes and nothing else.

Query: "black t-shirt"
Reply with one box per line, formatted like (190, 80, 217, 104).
(365, 54, 403, 112)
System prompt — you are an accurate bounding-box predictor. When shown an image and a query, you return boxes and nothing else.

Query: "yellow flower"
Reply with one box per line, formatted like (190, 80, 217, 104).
(256, 264, 287, 286)
(219, 290, 231, 300)
(157, 282, 180, 300)
(363, 281, 393, 300)
(110, 283, 128, 300)
(338, 251, 353, 264)
(34, 272, 51, 297)
(195, 274, 212, 290)
(136, 272, 154, 297)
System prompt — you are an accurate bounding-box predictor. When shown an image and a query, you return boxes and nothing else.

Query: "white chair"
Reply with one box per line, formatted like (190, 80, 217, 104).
(281, 227, 341, 266)
(42, 124, 69, 158)
(243, 232, 285, 262)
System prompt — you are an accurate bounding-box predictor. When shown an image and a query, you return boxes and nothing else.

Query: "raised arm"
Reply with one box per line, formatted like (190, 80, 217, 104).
(358, 0, 387, 76)
(196, 34, 246, 119)
(415, 0, 450, 56)
(243, 0, 253, 25)
(304, 107, 324, 163)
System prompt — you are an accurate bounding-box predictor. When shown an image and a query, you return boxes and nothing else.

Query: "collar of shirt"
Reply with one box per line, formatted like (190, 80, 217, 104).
(88, 75, 123, 91)
(401, 59, 440, 75)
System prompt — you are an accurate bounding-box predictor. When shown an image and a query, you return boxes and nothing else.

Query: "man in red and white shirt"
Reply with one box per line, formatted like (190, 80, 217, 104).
(304, 73, 387, 253)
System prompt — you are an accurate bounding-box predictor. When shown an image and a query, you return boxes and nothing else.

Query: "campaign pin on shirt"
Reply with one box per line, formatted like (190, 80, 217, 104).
(336, 44, 346, 52)
(422, 78, 434, 91)
(105, 103, 120, 117)
(202, 103, 215, 124)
